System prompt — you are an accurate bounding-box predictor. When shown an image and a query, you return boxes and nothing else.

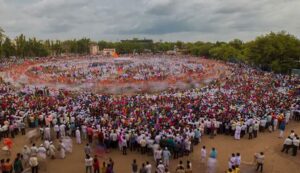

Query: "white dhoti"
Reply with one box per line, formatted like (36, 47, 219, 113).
(76, 130, 81, 144)
(60, 148, 65, 159)
(82, 131, 87, 140)
(207, 158, 217, 173)
(163, 158, 169, 167)
(201, 155, 206, 163)
(49, 146, 56, 158)
(60, 130, 65, 138)
(44, 130, 51, 140)
(38, 152, 47, 160)
(234, 131, 241, 140)
(235, 127, 241, 140)
(62, 137, 73, 153)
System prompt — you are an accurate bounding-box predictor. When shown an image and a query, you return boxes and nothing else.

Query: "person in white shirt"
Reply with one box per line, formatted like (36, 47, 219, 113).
(122, 137, 128, 155)
(44, 140, 50, 150)
(140, 137, 147, 154)
(292, 136, 300, 156)
(44, 126, 51, 140)
(289, 130, 295, 138)
(285, 111, 291, 124)
(155, 134, 161, 144)
(37, 144, 47, 160)
(184, 138, 191, 155)
(29, 155, 39, 173)
(110, 131, 118, 148)
(154, 148, 162, 164)
(234, 124, 241, 140)
(145, 161, 152, 173)
(228, 153, 236, 169)
(162, 147, 171, 167)
(241, 123, 247, 138)
(281, 136, 293, 153)
(30, 143, 38, 156)
(22, 145, 31, 167)
(85, 154, 93, 173)
(234, 152, 241, 166)
(156, 160, 165, 173)
(255, 152, 264, 172)
(201, 146, 207, 163)
(81, 125, 87, 140)
(59, 140, 66, 159)
(76, 127, 81, 144)
(49, 142, 56, 159)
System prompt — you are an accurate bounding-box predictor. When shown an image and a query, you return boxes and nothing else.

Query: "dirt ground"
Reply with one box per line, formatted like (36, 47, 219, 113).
(1, 121, 300, 173)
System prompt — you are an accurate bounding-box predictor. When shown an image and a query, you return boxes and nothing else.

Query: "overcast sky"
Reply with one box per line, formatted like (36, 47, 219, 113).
(0, 0, 299, 42)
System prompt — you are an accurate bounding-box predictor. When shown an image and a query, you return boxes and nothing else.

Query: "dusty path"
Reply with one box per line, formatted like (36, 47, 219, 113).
(1, 121, 300, 173)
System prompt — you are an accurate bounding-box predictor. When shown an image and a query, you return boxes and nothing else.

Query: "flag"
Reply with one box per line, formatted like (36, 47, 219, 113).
(112, 52, 119, 58)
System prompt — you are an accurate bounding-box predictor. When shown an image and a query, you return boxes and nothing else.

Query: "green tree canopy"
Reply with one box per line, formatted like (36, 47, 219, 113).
(245, 31, 300, 73)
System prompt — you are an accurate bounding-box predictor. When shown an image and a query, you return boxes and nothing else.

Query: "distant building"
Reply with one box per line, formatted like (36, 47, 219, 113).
(121, 39, 153, 44)
(102, 48, 116, 56)
(89, 44, 99, 55)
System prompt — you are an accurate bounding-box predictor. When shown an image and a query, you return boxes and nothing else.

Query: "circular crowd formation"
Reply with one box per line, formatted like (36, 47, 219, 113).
(0, 55, 227, 94)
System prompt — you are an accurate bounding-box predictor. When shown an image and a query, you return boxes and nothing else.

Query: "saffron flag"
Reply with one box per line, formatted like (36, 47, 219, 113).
(112, 52, 119, 58)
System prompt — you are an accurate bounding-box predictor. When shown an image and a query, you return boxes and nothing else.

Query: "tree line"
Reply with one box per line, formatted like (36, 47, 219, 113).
(0, 28, 299, 73)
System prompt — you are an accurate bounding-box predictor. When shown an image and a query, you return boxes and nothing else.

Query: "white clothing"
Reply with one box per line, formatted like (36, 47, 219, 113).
(76, 129, 81, 144)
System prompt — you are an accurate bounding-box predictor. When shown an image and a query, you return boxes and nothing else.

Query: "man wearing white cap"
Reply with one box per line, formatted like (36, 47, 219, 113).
(22, 145, 31, 167)
(38, 144, 47, 160)
(156, 160, 165, 173)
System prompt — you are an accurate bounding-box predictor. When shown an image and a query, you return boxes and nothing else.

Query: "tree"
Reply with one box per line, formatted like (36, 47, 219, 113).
(209, 44, 242, 61)
(1, 37, 15, 58)
(77, 38, 91, 54)
(0, 27, 4, 39)
(188, 42, 214, 57)
(245, 31, 300, 73)
(0, 27, 6, 58)
(229, 39, 243, 49)
(15, 34, 26, 58)
(51, 40, 63, 55)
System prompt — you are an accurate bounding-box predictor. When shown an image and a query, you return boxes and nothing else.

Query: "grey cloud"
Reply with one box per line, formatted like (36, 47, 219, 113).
(43, 22, 74, 33)
(145, 0, 180, 16)
(0, 0, 299, 42)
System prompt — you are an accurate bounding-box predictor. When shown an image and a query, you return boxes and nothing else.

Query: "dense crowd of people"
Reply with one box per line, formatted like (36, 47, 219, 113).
(0, 56, 299, 173)
(27, 57, 204, 84)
